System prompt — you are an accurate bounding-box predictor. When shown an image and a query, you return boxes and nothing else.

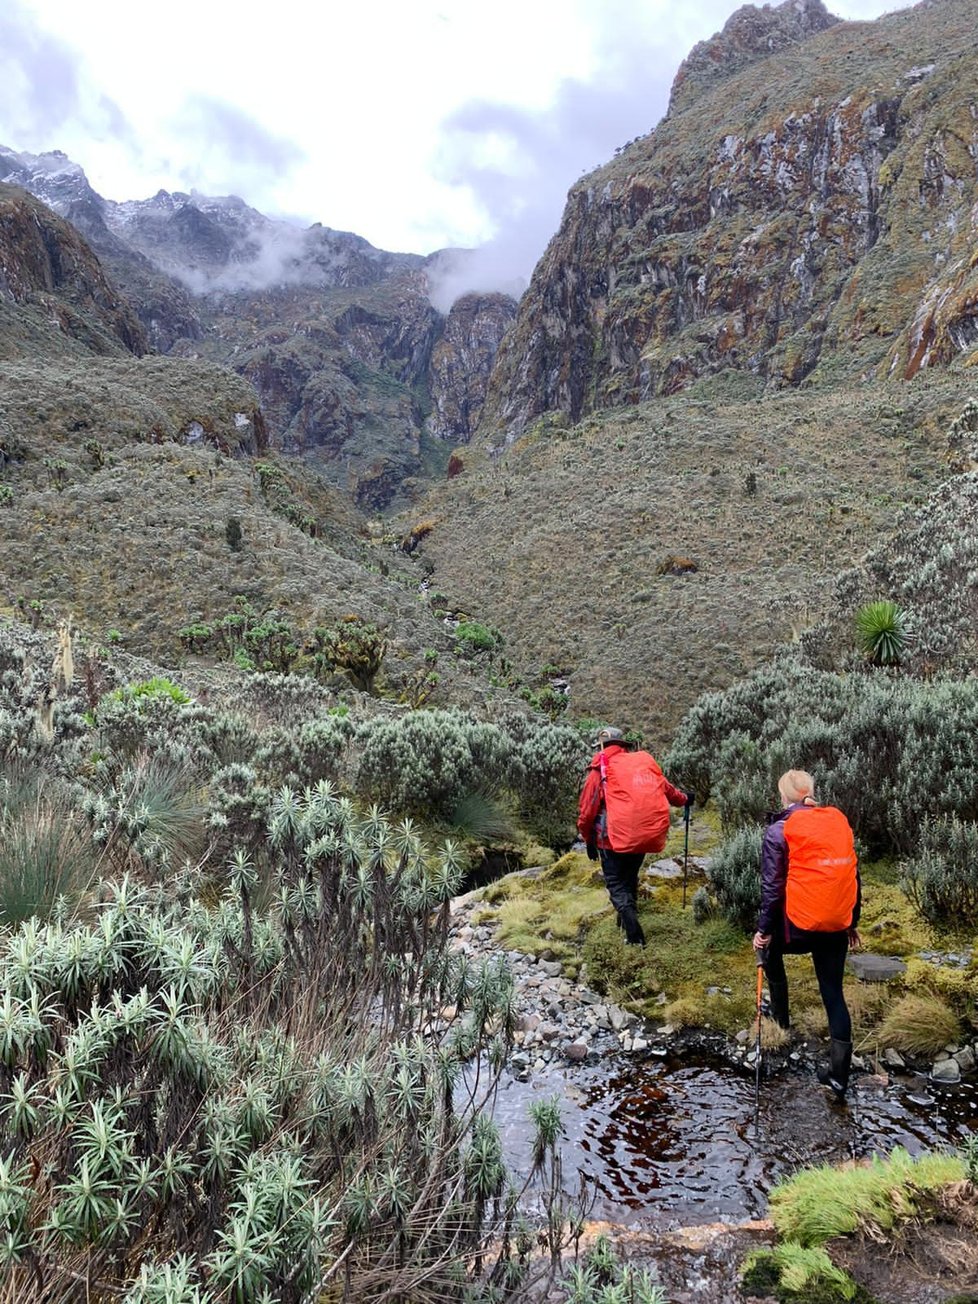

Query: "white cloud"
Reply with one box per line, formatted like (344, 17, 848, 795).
(4, 0, 905, 303)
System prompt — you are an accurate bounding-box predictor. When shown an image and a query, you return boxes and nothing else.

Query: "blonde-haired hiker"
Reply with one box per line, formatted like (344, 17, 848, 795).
(752, 770, 862, 1098)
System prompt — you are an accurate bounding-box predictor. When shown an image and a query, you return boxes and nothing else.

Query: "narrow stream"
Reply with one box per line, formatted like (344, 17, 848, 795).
(491, 1053, 978, 1227)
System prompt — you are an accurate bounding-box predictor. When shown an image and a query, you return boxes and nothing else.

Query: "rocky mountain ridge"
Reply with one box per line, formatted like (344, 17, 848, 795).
(0, 184, 146, 359)
(480, 0, 978, 441)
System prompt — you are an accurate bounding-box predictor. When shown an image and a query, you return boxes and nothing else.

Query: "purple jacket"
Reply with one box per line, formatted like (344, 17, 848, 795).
(758, 803, 862, 940)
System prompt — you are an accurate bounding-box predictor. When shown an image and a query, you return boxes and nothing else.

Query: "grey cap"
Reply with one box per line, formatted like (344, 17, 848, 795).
(596, 727, 627, 747)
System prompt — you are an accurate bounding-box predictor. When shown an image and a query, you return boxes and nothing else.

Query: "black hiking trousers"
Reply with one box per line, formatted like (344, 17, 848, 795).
(598, 848, 646, 945)
(766, 928, 851, 1042)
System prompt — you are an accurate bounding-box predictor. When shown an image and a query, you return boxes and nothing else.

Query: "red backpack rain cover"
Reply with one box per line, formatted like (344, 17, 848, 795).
(784, 805, 858, 931)
(601, 749, 671, 854)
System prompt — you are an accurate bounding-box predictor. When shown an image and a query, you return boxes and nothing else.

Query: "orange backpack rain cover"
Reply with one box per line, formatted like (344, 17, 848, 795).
(602, 750, 671, 854)
(784, 805, 858, 931)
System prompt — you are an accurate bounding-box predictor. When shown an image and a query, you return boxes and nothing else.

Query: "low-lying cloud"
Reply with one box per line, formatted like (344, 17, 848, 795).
(170, 97, 306, 196)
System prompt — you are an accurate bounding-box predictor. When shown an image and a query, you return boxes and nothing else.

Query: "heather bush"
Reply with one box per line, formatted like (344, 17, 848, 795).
(706, 826, 764, 931)
(353, 710, 587, 845)
(93, 692, 219, 770)
(822, 401, 978, 680)
(355, 710, 513, 821)
(902, 815, 978, 927)
(667, 657, 978, 854)
(252, 714, 354, 788)
(503, 717, 589, 848)
(946, 396, 978, 473)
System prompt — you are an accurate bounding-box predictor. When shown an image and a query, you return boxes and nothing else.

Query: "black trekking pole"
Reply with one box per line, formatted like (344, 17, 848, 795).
(681, 799, 691, 909)
(753, 945, 769, 1136)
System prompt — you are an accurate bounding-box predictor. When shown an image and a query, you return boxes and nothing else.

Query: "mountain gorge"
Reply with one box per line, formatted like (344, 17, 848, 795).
(406, 0, 978, 739)
(0, 145, 514, 507)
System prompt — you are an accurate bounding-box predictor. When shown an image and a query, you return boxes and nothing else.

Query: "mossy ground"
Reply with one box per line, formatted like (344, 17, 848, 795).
(475, 805, 976, 1048)
(742, 1148, 978, 1304)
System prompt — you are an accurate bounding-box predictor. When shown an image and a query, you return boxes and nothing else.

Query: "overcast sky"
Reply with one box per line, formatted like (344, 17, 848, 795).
(3, 0, 901, 295)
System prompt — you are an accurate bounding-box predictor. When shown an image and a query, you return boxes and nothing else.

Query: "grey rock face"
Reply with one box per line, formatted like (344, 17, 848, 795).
(426, 293, 517, 444)
(955, 1046, 976, 1074)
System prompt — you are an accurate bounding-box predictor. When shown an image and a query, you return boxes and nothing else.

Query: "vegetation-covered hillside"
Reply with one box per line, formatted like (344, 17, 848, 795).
(408, 371, 973, 742)
(405, 0, 978, 741)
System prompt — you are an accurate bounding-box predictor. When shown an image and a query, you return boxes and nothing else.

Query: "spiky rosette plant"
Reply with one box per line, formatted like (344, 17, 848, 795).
(854, 599, 913, 666)
(0, 622, 600, 1300)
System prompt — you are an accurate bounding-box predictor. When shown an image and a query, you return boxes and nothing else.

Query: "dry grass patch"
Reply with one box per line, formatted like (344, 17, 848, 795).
(874, 992, 962, 1057)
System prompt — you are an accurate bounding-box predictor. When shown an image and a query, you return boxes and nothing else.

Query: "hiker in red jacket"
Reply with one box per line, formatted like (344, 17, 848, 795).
(578, 727, 692, 945)
(752, 769, 862, 1098)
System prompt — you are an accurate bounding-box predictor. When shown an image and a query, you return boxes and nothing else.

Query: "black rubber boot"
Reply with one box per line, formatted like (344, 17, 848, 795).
(817, 1038, 852, 1098)
(618, 905, 646, 946)
(767, 979, 790, 1030)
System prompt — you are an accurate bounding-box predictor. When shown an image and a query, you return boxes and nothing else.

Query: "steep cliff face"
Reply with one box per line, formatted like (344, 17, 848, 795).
(0, 184, 146, 357)
(63, 195, 204, 352)
(481, 0, 978, 439)
(427, 293, 518, 444)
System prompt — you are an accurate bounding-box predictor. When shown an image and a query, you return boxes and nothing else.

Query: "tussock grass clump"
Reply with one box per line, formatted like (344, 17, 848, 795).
(769, 1147, 966, 1247)
(742, 1243, 863, 1301)
(843, 982, 891, 1038)
(791, 1004, 830, 1039)
(0, 772, 100, 926)
(873, 992, 962, 1056)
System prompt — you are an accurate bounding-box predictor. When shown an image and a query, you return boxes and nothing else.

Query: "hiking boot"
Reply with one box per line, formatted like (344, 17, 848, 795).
(618, 906, 646, 946)
(766, 979, 790, 1030)
(817, 1038, 852, 1098)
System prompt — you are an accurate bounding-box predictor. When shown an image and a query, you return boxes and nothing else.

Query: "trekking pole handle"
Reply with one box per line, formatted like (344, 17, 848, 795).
(756, 944, 769, 969)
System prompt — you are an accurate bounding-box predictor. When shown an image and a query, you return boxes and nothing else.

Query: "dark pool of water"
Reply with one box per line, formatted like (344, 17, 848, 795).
(490, 1053, 978, 1227)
